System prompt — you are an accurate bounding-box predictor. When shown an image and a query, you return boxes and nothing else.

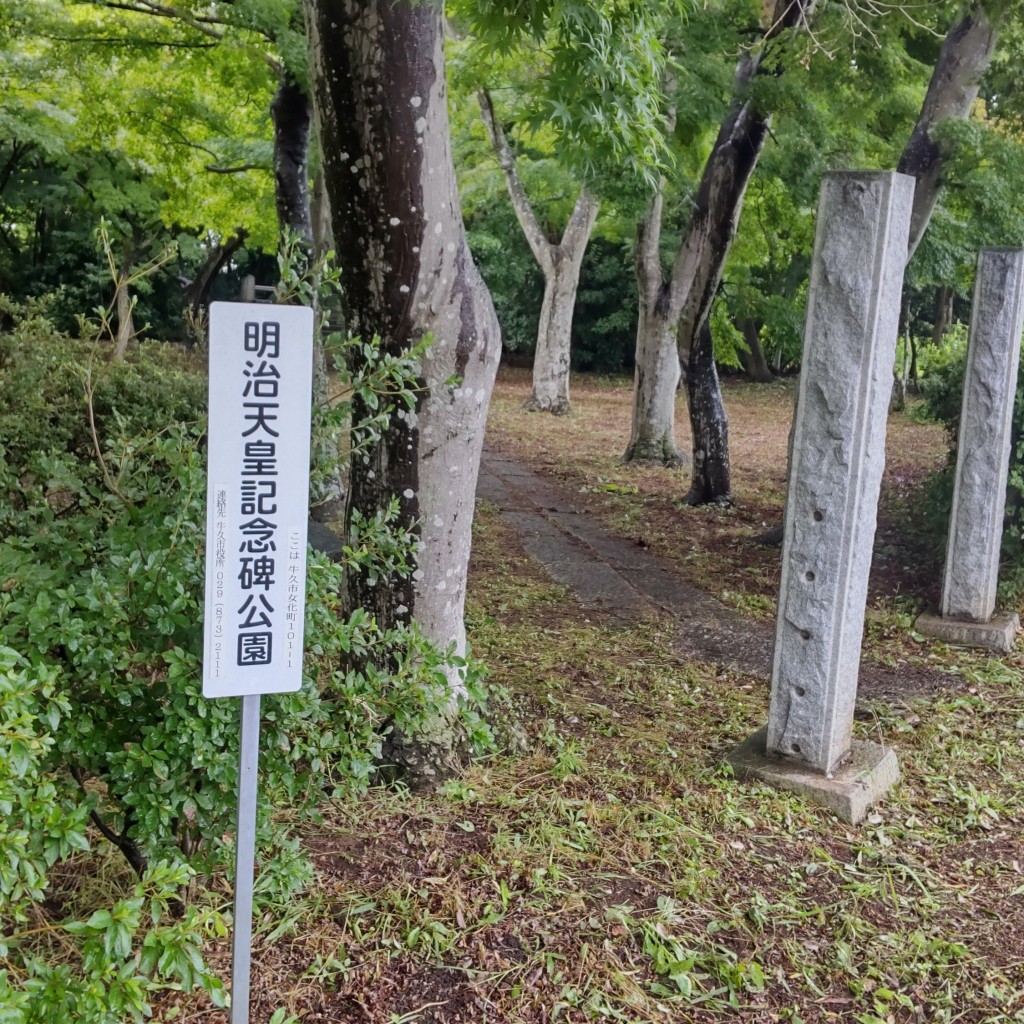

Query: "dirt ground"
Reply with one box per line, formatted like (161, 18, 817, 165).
(151, 367, 1024, 1024)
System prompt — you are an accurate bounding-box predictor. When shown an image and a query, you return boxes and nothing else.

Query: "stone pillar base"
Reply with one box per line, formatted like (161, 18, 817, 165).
(727, 726, 899, 825)
(915, 611, 1019, 654)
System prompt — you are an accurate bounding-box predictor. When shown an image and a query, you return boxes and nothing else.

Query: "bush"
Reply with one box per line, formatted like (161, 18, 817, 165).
(0, 295, 206, 470)
(0, 304, 490, 1019)
(0, 646, 226, 1022)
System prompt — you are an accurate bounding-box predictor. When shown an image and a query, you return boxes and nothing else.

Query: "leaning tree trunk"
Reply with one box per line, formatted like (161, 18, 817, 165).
(183, 229, 248, 343)
(739, 318, 773, 382)
(477, 89, 598, 414)
(898, 6, 999, 261)
(623, 189, 684, 465)
(306, 0, 501, 779)
(684, 319, 731, 504)
(671, 0, 813, 503)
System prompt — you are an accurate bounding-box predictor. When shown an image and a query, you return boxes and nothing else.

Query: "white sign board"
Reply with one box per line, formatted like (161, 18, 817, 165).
(203, 302, 314, 698)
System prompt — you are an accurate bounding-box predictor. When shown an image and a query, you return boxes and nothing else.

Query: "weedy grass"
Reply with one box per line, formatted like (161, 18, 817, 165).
(149, 373, 1022, 1023)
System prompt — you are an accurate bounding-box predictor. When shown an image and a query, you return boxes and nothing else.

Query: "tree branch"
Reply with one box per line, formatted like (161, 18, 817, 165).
(560, 188, 599, 254)
(205, 162, 263, 174)
(477, 87, 553, 271)
(85, 0, 283, 74)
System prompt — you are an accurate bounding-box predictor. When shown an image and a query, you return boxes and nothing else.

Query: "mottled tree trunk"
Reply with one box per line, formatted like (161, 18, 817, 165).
(522, 198, 598, 414)
(739, 318, 773, 382)
(306, 0, 501, 777)
(672, 0, 813, 503)
(477, 90, 597, 414)
(684, 320, 731, 504)
(624, 191, 684, 465)
(898, 6, 999, 261)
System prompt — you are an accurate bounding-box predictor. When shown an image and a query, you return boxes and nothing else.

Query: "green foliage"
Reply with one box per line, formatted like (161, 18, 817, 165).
(0, 646, 226, 1022)
(571, 238, 638, 373)
(0, 295, 206, 470)
(0, 295, 494, 1018)
(452, 0, 676, 190)
(465, 199, 545, 354)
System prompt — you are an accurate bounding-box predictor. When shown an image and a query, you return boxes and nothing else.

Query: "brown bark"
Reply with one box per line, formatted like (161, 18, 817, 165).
(271, 74, 314, 243)
(739, 318, 774, 382)
(932, 284, 955, 347)
(306, 0, 501, 775)
(183, 229, 248, 340)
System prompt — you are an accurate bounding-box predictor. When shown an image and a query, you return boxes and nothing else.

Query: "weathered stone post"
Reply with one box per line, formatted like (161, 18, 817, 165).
(916, 249, 1024, 653)
(729, 171, 913, 823)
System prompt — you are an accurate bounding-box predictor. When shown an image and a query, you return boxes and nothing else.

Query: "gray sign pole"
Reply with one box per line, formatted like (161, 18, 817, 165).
(203, 302, 314, 1023)
(230, 693, 261, 1024)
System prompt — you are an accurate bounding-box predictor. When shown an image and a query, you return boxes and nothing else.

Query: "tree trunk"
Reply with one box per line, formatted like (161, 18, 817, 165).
(684, 319, 731, 504)
(477, 89, 598, 414)
(898, 6, 999, 261)
(671, 0, 813, 501)
(739, 318, 773, 382)
(307, 0, 501, 778)
(623, 190, 684, 465)
(112, 268, 135, 362)
(932, 283, 955, 347)
(273, 76, 345, 522)
(271, 74, 314, 244)
(522, 194, 598, 415)
(183, 229, 248, 343)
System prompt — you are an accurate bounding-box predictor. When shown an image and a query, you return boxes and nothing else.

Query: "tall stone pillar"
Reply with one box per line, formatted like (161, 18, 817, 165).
(917, 248, 1024, 653)
(729, 171, 913, 823)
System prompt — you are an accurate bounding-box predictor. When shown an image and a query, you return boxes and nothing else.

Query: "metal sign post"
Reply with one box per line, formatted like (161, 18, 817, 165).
(230, 694, 261, 1024)
(202, 302, 314, 1024)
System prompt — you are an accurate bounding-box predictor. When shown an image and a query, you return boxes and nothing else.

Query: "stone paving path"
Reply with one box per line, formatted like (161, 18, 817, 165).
(477, 448, 954, 700)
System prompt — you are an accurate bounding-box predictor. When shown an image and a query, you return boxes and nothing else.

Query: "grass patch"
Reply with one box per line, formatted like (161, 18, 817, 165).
(146, 372, 1024, 1022)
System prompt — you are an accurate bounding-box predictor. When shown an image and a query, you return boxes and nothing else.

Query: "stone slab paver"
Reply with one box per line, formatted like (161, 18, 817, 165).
(478, 448, 954, 699)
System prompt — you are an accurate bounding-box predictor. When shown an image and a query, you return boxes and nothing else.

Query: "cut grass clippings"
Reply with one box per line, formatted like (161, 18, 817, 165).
(140, 372, 1024, 1022)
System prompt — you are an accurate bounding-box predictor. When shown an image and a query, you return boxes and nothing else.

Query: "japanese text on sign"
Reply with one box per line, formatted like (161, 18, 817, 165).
(202, 303, 314, 697)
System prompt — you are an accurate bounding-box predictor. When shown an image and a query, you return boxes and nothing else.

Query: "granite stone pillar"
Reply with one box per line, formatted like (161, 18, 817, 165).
(916, 248, 1024, 653)
(729, 171, 913, 823)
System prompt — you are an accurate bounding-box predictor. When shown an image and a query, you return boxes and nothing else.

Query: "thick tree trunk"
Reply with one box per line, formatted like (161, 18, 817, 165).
(477, 90, 597, 414)
(898, 6, 999, 261)
(271, 74, 314, 244)
(739, 318, 773, 382)
(684, 320, 731, 504)
(307, 0, 501, 778)
(273, 76, 345, 521)
(623, 191, 684, 465)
